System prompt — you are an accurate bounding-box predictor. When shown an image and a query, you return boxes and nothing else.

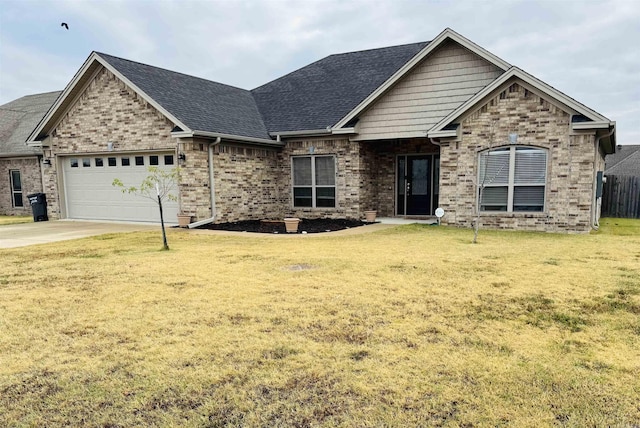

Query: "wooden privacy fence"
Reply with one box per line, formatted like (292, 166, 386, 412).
(602, 175, 640, 219)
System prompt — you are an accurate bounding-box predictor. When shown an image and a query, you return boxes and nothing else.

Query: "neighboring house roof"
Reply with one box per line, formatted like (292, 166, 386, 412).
(605, 145, 640, 176)
(251, 41, 429, 134)
(95, 53, 270, 140)
(0, 91, 61, 157)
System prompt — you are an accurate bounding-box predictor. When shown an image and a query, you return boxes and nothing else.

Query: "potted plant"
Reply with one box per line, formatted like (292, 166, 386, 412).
(284, 217, 301, 233)
(177, 213, 192, 228)
(364, 210, 377, 223)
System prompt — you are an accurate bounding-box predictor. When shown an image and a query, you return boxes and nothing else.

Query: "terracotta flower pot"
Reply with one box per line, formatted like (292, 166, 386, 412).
(364, 210, 377, 223)
(177, 214, 192, 228)
(284, 217, 301, 233)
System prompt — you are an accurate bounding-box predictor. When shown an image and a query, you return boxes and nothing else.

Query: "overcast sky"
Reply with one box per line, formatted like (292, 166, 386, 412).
(1, 0, 638, 143)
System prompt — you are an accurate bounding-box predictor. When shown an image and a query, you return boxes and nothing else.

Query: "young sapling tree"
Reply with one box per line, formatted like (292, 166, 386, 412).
(112, 166, 179, 250)
(473, 122, 509, 244)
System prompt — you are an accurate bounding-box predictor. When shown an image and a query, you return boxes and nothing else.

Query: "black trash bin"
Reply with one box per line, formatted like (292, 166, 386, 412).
(27, 193, 48, 222)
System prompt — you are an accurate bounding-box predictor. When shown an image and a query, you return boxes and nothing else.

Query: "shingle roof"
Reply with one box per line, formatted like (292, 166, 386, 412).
(605, 145, 640, 176)
(251, 41, 429, 133)
(0, 91, 61, 156)
(96, 53, 270, 140)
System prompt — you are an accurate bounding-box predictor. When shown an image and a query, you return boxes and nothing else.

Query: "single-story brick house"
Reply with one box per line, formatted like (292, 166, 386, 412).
(0, 91, 61, 216)
(26, 28, 616, 232)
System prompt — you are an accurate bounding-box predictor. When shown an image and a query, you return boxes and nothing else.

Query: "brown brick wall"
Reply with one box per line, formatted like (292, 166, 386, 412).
(0, 157, 43, 216)
(438, 82, 599, 233)
(177, 138, 211, 219)
(213, 144, 281, 222)
(43, 67, 177, 218)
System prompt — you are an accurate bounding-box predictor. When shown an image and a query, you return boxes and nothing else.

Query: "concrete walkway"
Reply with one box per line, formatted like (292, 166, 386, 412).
(0, 220, 157, 249)
(0, 217, 435, 248)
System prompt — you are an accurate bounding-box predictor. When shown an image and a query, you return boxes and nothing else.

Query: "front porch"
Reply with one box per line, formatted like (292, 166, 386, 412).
(360, 138, 441, 218)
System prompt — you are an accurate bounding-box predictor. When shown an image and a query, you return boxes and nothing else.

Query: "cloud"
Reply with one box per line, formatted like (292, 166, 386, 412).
(0, 40, 76, 101)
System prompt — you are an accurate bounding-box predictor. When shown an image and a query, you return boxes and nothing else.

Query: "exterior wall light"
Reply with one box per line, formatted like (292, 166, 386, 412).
(178, 153, 186, 162)
(43, 158, 52, 167)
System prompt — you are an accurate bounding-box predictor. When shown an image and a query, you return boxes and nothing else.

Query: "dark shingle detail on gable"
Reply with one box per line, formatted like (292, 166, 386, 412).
(96, 53, 270, 140)
(0, 91, 62, 156)
(251, 41, 429, 133)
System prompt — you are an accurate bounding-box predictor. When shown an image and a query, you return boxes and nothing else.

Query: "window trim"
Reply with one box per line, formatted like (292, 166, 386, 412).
(10, 169, 23, 208)
(291, 155, 337, 208)
(478, 145, 547, 213)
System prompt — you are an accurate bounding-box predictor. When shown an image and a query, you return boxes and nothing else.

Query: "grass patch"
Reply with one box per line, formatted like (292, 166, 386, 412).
(1, 219, 639, 425)
(0, 215, 33, 226)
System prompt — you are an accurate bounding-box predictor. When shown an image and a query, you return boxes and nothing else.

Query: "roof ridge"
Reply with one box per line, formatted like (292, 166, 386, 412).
(607, 150, 640, 174)
(251, 40, 429, 93)
(0, 90, 62, 108)
(326, 40, 430, 57)
(95, 52, 252, 93)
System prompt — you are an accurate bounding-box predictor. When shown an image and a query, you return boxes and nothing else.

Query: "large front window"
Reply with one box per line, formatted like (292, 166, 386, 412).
(292, 155, 336, 208)
(478, 146, 547, 212)
(10, 170, 23, 207)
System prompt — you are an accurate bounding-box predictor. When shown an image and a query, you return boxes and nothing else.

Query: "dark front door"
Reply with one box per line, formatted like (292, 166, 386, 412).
(397, 154, 439, 216)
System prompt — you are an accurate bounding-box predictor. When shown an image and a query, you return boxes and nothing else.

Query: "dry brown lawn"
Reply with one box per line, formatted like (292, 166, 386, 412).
(0, 215, 33, 226)
(1, 218, 639, 427)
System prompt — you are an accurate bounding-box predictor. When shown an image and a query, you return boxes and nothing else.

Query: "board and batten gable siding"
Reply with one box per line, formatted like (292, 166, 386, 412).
(354, 40, 504, 141)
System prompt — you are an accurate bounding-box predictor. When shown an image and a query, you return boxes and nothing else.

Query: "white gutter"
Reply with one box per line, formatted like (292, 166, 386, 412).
(268, 129, 332, 138)
(591, 124, 615, 231)
(188, 137, 222, 228)
(172, 130, 282, 147)
(331, 127, 357, 135)
(572, 121, 611, 130)
(427, 129, 457, 138)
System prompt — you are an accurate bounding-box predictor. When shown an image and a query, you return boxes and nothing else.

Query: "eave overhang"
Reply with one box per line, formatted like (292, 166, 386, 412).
(172, 130, 284, 148)
(427, 129, 458, 139)
(268, 127, 357, 139)
(571, 121, 611, 130)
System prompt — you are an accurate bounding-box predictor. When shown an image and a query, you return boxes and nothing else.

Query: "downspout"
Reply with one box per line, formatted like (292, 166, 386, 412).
(591, 126, 615, 231)
(188, 137, 221, 228)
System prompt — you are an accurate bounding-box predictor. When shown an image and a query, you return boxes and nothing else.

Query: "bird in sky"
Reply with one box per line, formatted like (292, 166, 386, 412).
(61, 23, 69, 30)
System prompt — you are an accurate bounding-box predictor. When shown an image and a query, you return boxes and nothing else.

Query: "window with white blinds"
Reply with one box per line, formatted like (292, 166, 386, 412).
(478, 146, 547, 212)
(292, 155, 336, 208)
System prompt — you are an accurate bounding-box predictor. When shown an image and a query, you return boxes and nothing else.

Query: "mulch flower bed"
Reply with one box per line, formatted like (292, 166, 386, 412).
(196, 218, 368, 234)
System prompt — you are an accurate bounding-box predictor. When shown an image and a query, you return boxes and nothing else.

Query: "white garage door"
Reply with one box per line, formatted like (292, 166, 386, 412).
(62, 153, 179, 223)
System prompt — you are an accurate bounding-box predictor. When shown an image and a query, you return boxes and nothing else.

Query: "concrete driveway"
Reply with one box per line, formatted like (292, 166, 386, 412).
(0, 220, 158, 249)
